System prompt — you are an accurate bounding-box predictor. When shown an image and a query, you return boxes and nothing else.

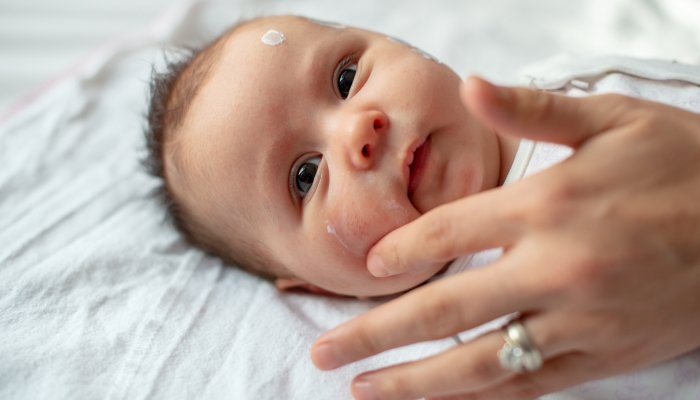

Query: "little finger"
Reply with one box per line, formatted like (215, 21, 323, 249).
(427, 352, 601, 400)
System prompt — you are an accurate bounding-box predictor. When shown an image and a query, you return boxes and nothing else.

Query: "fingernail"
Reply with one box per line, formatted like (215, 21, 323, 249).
(312, 342, 342, 370)
(353, 379, 379, 400)
(367, 254, 389, 277)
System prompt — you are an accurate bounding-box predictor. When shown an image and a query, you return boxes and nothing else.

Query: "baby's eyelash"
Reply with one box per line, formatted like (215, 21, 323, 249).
(335, 54, 357, 81)
(338, 54, 356, 71)
(289, 161, 300, 201)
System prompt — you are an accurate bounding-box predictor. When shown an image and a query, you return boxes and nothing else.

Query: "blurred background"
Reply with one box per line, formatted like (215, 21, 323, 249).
(1, 0, 699, 114)
(0, 0, 173, 112)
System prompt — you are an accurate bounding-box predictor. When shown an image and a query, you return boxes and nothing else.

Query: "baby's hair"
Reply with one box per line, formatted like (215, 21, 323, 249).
(143, 18, 281, 281)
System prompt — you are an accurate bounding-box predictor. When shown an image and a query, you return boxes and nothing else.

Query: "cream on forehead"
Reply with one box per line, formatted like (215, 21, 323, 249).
(386, 36, 441, 64)
(261, 30, 286, 46)
(307, 18, 346, 29)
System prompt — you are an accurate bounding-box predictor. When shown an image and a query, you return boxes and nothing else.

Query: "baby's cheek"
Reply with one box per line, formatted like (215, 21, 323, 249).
(325, 193, 414, 258)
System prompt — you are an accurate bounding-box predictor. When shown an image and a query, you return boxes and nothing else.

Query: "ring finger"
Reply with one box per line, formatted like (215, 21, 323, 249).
(351, 314, 571, 400)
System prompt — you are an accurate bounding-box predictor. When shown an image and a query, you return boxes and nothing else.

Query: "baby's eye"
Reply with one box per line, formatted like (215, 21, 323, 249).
(337, 63, 357, 99)
(295, 156, 322, 198)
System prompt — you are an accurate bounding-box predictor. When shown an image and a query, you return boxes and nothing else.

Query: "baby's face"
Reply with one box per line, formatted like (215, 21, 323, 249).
(175, 16, 503, 297)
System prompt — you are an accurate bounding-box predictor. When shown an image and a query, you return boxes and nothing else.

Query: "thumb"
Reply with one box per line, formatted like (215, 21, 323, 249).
(460, 76, 636, 148)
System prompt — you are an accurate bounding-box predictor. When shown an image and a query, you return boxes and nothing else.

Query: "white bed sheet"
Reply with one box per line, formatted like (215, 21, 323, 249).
(1, 1, 700, 399)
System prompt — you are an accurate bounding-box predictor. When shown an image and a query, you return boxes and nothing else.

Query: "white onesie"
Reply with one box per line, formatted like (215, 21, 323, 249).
(430, 55, 700, 399)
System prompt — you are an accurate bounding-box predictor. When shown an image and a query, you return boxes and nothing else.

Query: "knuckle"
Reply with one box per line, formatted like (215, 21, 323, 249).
(569, 252, 598, 283)
(521, 90, 557, 125)
(351, 325, 386, 357)
(598, 93, 636, 116)
(602, 93, 666, 133)
(386, 237, 409, 272)
(634, 112, 667, 138)
(514, 176, 578, 230)
(461, 357, 503, 384)
(600, 93, 634, 107)
(510, 375, 545, 400)
(534, 243, 601, 298)
(423, 213, 457, 259)
(540, 176, 578, 206)
(418, 292, 463, 338)
(596, 312, 627, 342)
(372, 374, 413, 400)
(556, 246, 608, 297)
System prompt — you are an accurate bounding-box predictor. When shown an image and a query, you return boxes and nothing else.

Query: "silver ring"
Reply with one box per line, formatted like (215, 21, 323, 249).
(497, 320, 543, 373)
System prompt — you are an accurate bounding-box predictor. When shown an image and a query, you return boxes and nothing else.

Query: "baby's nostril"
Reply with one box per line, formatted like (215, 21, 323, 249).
(373, 119, 382, 130)
(362, 145, 370, 157)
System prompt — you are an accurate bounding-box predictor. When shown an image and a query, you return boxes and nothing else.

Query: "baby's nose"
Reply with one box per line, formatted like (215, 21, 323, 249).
(343, 110, 388, 170)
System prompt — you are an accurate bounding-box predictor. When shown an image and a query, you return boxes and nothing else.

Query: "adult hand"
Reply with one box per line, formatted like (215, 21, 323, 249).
(310, 76, 700, 400)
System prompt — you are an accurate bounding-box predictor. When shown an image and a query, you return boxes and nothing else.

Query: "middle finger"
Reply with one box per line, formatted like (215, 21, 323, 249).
(312, 251, 546, 370)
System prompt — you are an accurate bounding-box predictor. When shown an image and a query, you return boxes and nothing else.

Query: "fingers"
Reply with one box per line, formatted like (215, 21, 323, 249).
(346, 313, 579, 400)
(460, 76, 638, 148)
(366, 77, 640, 279)
(351, 331, 513, 400)
(428, 353, 601, 400)
(367, 187, 522, 277)
(313, 252, 546, 371)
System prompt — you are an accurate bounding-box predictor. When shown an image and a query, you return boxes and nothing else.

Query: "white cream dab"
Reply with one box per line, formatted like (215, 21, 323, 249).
(307, 18, 346, 29)
(262, 30, 286, 46)
(386, 36, 441, 64)
(326, 220, 363, 256)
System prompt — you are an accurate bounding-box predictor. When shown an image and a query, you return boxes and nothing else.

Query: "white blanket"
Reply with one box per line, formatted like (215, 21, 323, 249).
(2, 1, 700, 399)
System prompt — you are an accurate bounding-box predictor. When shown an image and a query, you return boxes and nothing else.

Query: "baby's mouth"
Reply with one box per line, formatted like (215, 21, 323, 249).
(408, 135, 431, 199)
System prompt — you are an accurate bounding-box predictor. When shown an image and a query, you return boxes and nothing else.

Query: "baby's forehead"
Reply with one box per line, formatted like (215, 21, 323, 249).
(230, 15, 331, 39)
(224, 15, 355, 54)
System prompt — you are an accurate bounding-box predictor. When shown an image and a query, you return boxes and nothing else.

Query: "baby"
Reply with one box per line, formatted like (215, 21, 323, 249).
(144, 15, 522, 297)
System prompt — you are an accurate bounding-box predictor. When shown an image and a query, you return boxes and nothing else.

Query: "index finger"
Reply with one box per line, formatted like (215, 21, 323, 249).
(366, 184, 522, 277)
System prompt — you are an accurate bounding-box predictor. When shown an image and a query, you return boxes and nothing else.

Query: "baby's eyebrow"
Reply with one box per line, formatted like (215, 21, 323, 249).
(262, 136, 292, 176)
(299, 30, 353, 95)
(307, 28, 350, 63)
(260, 126, 300, 198)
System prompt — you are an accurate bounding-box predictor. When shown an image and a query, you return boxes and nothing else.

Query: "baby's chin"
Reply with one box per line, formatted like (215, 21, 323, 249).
(335, 262, 448, 298)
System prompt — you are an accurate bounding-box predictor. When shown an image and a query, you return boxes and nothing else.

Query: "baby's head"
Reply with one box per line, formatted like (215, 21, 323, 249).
(145, 15, 507, 297)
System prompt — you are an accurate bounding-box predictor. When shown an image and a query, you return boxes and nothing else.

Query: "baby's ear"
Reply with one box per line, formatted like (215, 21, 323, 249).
(275, 277, 337, 296)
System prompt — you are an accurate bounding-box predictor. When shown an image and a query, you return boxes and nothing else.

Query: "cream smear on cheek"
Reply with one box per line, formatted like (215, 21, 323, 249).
(325, 220, 359, 256)
(386, 36, 441, 64)
(325, 199, 408, 257)
(261, 30, 286, 46)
